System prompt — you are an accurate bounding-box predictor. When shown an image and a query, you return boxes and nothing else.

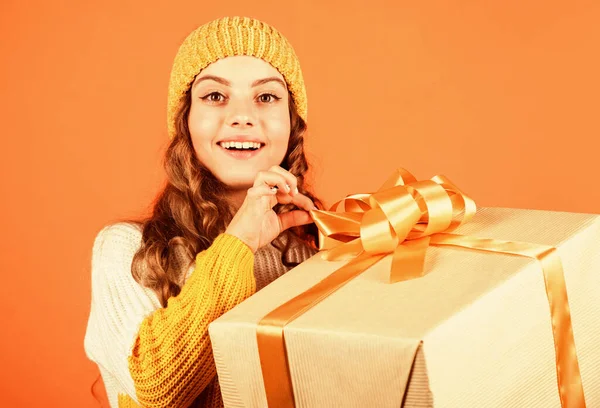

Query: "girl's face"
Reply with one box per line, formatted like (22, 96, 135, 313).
(188, 56, 291, 191)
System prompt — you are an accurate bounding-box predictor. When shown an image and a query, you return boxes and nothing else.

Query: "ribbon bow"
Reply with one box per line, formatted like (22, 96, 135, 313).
(312, 168, 476, 283)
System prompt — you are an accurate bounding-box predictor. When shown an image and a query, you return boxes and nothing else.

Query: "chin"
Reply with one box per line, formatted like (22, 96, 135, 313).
(219, 174, 255, 190)
(227, 181, 255, 191)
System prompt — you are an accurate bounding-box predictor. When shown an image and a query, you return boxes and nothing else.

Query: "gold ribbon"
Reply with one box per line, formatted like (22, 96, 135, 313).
(256, 169, 585, 408)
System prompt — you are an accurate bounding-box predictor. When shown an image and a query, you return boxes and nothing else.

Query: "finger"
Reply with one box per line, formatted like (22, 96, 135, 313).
(248, 184, 280, 208)
(253, 171, 292, 194)
(278, 210, 313, 232)
(269, 166, 299, 195)
(290, 192, 316, 212)
(246, 184, 279, 199)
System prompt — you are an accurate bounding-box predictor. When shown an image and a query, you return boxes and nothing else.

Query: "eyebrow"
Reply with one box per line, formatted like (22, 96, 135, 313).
(192, 75, 287, 90)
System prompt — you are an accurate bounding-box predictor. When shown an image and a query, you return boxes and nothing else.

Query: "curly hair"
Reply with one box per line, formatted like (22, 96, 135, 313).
(126, 87, 323, 307)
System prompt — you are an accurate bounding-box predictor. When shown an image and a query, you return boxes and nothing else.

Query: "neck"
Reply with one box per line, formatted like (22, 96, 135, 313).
(226, 188, 247, 210)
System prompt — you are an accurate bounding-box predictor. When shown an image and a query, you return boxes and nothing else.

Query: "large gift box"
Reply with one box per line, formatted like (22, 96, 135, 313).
(208, 170, 599, 407)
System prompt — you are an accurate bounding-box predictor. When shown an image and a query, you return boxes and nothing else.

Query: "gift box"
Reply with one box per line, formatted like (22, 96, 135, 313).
(208, 170, 599, 407)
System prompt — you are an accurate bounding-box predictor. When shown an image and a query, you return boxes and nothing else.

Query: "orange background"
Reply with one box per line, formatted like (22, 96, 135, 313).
(1, 0, 598, 406)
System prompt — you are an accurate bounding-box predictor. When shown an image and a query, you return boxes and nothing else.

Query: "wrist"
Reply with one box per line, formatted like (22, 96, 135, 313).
(224, 228, 258, 254)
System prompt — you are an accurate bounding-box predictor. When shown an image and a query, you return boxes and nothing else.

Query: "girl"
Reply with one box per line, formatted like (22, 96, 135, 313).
(84, 16, 323, 408)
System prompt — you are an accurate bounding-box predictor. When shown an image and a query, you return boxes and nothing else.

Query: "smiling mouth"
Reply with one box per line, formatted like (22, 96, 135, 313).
(218, 141, 265, 151)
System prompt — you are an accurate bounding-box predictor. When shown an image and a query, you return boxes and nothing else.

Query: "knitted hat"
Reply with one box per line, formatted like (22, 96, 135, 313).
(166, 16, 307, 139)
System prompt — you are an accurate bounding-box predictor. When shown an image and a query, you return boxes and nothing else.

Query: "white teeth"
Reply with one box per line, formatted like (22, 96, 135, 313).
(220, 141, 262, 150)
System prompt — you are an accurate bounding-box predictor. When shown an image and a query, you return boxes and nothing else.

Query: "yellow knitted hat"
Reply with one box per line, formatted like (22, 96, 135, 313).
(166, 16, 307, 139)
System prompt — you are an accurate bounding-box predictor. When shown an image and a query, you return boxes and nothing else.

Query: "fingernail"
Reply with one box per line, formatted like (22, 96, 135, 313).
(294, 187, 299, 195)
(285, 184, 291, 192)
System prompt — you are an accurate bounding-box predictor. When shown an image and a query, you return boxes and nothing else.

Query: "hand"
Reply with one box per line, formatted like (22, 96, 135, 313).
(225, 166, 316, 253)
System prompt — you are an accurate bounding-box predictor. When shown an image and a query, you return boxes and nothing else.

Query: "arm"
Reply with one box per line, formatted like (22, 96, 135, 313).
(84, 223, 255, 408)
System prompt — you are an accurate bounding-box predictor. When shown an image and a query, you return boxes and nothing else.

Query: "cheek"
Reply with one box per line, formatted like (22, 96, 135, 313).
(263, 110, 291, 145)
(188, 109, 221, 149)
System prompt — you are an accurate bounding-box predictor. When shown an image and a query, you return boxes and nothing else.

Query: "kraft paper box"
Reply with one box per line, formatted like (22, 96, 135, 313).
(208, 207, 600, 407)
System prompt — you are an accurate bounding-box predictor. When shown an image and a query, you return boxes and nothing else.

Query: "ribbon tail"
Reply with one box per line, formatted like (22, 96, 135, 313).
(538, 248, 586, 408)
(390, 236, 431, 283)
(321, 238, 364, 261)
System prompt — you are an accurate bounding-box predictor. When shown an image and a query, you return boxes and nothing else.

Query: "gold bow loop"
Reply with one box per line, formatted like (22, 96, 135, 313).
(311, 168, 477, 282)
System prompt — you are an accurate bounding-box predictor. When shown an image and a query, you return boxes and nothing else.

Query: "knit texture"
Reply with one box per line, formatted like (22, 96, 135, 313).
(167, 16, 307, 139)
(84, 222, 316, 408)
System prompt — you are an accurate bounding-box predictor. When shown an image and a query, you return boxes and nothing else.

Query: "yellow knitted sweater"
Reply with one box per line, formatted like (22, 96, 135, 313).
(84, 223, 316, 408)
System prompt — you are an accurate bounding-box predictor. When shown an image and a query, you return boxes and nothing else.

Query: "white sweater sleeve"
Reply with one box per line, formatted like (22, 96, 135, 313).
(84, 223, 163, 406)
(84, 222, 256, 408)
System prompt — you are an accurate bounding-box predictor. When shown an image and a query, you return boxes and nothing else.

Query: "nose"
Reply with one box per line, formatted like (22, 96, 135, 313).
(231, 114, 253, 128)
(227, 99, 256, 128)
